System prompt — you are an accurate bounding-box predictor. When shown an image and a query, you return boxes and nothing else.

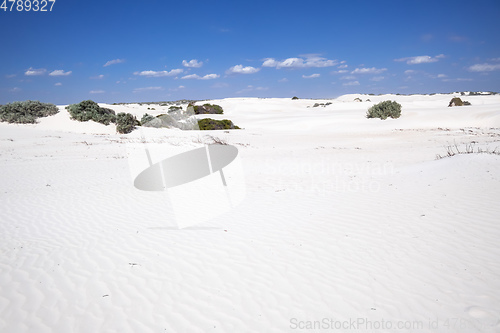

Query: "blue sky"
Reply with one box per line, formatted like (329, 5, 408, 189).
(1, 0, 499, 104)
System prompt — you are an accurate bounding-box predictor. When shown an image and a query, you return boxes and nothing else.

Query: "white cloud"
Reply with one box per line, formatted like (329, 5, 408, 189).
(404, 70, 416, 75)
(49, 70, 72, 76)
(394, 54, 445, 65)
(331, 70, 349, 74)
(91, 74, 105, 79)
(278, 78, 288, 82)
(343, 81, 360, 86)
(168, 85, 185, 92)
(302, 73, 320, 79)
(437, 74, 447, 78)
(5, 74, 16, 78)
(236, 85, 268, 94)
(468, 63, 500, 72)
(212, 82, 229, 88)
(103, 59, 125, 67)
(133, 86, 163, 93)
(338, 64, 348, 69)
(182, 59, 203, 68)
(262, 58, 279, 67)
(442, 78, 473, 82)
(89, 90, 105, 94)
(370, 76, 385, 82)
(9, 87, 21, 92)
(25, 68, 47, 76)
(262, 55, 337, 69)
(133, 69, 183, 77)
(340, 75, 356, 80)
(55, 82, 62, 86)
(181, 74, 200, 79)
(351, 67, 387, 74)
(226, 65, 260, 74)
(181, 73, 220, 80)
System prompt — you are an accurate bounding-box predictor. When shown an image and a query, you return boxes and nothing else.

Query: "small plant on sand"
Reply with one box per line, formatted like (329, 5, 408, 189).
(193, 135, 229, 145)
(192, 104, 224, 115)
(198, 118, 240, 130)
(116, 112, 137, 134)
(140, 113, 155, 125)
(366, 100, 402, 120)
(448, 97, 463, 107)
(0, 100, 59, 124)
(436, 142, 500, 159)
(66, 100, 116, 125)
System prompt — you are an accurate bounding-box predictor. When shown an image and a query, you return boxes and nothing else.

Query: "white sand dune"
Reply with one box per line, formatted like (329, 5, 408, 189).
(1, 94, 499, 332)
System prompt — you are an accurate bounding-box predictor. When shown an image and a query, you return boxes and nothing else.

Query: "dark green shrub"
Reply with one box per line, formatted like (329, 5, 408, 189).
(140, 113, 155, 125)
(168, 106, 182, 112)
(116, 112, 137, 134)
(366, 100, 402, 120)
(66, 100, 116, 125)
(198, 118, 240, 130)
(204, 104, 223, 114)
(292, 96, 299, 100)
(193, 104, 224, 114)
(0, 100, 59, 124)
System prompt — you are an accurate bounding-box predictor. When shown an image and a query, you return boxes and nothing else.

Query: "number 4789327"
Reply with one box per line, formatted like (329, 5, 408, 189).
(1, 0, 56, 11)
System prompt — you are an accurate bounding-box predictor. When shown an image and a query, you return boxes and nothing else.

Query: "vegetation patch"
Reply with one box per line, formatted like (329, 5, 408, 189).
(191, 103, 224, 115)
(140, 113, 155, 125)
(448, 97, 471, 106)
(436, 142, 500, 159)
(168, 106, 182, 112)
(66, 100, 116, 125)
(198, 118, 240, 130)
(0, 100, 59, 124)
(366, 100, 402, 120)
(116, 113, 137, 134)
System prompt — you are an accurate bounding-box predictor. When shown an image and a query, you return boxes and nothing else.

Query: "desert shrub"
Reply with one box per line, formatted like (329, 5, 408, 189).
(66, 100, 116, 125)
(354, 97, 362, 102)
(168, 106, 182, 112)
(0, 100, 59, 124)
(140, 113, 155, 125)
(436, 142, 499, 159)
(366, 100, 402, 120)
(292, 96, 299, 100)
(204, 104, 223, 114)
(463, 100, 471, 106)
(116, 112, 137, 134)
(198, 118, 240, 130)
(448, 97, 463, 107)
(193, 104, 224, 114)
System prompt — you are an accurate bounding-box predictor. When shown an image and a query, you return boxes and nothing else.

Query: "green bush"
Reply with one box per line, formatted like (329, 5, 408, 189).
(140, 113, 155, 125)
(116, 112, 137, 134)
(198, 118, 240, 130)
(193, 104, 224, 114)
(366, 100, 402, 120)
(168, 106, 182, 112)
(0, 100, 59, 124)
(66, 100, 116, 125)
(292, 96, 299, 100)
